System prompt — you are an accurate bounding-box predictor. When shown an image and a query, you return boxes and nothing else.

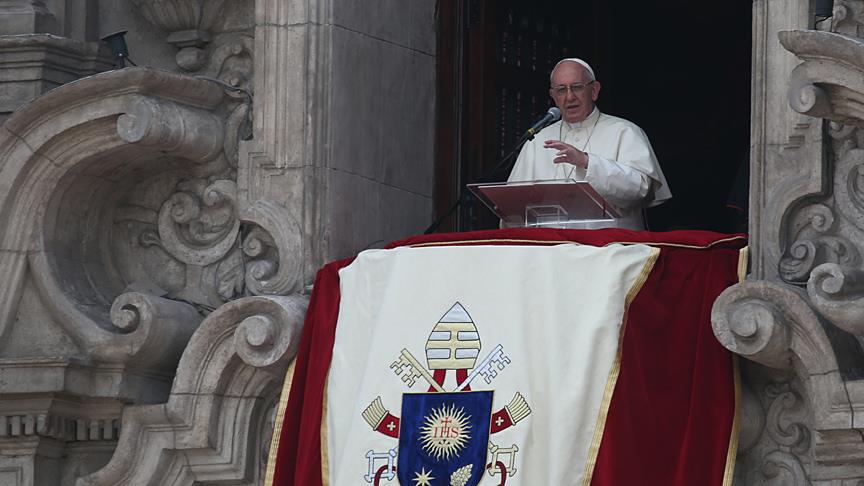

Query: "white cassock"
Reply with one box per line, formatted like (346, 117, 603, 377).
(508, 108, 672, 230)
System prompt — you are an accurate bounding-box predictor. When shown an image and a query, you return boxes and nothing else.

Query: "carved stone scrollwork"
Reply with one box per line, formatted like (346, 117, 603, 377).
(77, 294, 308, 485)
(232, 295, 306, 371)
(713, 284, 793, 370)
(118, 177, 301, 308)
(121, 176, 243, 310)
(757, 450, 812, 486)
(240, 200, 303, 296)
(98, 291, 202, 369)
(807, 263, 864, 335)
(779, 204, 859, 284)
(831, 141, 864, 235)
(788, 82, 832, 120)
(764, 382, 811, 454)
(224, 100, 252, 168)
(117, 97, 225, 161)
(780, 30, 864, 126)
(740, 378, 813, 486)
(157, 179, 239, 267)
(711, 280, 838, 375)
(0, 69, 234, 373)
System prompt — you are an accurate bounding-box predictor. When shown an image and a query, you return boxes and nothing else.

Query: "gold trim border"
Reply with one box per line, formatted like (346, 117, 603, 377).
(321, 379, 331, 486)
(723, 356, 742, 486)
(737, 246, 749, 283)
(313, 238, 746, 485)
(264, 359, 297, 486)
(722, 246, 749, 486)
(581, 246, 661, 485)
(408, 235, 746, 251)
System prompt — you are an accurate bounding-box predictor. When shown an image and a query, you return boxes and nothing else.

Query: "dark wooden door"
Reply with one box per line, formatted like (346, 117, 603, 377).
(436, 1, 752, 233)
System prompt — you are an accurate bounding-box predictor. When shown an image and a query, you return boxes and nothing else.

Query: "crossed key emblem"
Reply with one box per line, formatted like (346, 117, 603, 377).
(390, 344, 510, 392)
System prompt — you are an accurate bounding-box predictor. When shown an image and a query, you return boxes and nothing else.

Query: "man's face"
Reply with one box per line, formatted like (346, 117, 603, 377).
(549, 62, 601, 124)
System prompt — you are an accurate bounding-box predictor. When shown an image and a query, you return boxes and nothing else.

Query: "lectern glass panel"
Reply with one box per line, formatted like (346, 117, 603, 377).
(467, 179, 621, 229)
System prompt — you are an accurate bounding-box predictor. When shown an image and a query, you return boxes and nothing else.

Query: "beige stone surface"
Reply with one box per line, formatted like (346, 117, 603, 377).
(0, 0, 436, 484)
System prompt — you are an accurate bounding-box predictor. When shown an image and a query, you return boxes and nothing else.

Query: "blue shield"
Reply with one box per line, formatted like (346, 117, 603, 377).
(398, 391, 492, 486)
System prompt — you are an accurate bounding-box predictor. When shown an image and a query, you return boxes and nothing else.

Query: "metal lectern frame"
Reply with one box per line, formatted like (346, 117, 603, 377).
(467, 179, 622, 229)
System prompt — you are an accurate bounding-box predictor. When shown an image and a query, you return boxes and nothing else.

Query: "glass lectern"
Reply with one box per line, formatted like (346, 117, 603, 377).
(468, 179, 621, 229)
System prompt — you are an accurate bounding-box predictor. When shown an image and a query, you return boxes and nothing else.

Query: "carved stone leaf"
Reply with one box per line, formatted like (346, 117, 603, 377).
(215, 249, 245, 301)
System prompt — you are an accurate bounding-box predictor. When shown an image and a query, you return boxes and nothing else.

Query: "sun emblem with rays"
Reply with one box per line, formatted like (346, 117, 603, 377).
(419, 403, 472, 460)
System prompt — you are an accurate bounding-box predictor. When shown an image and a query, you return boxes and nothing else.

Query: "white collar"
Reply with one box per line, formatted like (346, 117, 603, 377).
(564, 107, 600, 129)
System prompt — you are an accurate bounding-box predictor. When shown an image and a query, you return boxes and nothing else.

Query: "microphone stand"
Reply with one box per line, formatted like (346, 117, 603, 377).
(423, 130, 536, 234)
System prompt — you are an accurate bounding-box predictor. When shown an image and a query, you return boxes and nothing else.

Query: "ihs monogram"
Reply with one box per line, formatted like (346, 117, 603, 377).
(360, 302, 531, 486)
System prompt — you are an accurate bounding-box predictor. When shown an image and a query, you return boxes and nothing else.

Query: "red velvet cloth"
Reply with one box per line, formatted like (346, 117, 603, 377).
(270, 229, 745, 486)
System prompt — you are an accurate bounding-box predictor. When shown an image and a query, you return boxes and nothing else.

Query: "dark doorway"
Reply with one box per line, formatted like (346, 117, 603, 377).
(435, 1, 752, 233)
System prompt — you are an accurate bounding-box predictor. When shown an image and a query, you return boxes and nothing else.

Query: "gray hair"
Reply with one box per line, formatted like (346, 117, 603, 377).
(550, 58, 596, 84)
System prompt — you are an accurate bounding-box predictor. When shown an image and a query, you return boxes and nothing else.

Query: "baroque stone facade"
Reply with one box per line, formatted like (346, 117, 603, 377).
(2, 0, 864, 485)
(711, 0, 864, 484)
(0, 0, 435, 484)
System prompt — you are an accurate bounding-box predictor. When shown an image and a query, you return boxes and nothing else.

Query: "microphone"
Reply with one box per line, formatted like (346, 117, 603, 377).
(525, 107, 561, 140)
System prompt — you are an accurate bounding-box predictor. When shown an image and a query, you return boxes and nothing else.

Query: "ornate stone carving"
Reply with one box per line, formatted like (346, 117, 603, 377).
(711, 281, 853, 434)
(0, 414, 120, 442)
(781, 30, 864, 126)
(117, 97, 225, 161)
(128, 0, 254, 79)
(764, 382, 811, 454)
(739, 383, 767, 453)
(778, 29, 864, 338)
(756, 450, 811, 486)
(130, 0, 228, 70)
(806, 263, 864, 335)
(832, 0, 864, 38)
(76, 294, 308, 486)
(241, 200, 303, 296)
(778, 204, 858, 284)
(0, 69, 226, 366)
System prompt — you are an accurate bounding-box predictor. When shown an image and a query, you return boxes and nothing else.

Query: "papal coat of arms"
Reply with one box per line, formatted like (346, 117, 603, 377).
(361, 302, 531, 485)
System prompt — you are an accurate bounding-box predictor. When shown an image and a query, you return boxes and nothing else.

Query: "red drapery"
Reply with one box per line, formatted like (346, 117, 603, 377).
(269, 229, 745, 486)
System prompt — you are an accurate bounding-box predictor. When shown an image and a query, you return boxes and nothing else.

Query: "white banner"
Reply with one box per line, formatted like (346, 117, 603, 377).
(325, 243, 658, 485)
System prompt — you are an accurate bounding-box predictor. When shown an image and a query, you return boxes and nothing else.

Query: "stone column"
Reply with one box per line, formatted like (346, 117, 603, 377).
(712, 0, 864, 484)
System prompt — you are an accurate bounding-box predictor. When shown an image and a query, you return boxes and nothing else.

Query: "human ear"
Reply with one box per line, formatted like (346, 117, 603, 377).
(591, 81, 601, 102)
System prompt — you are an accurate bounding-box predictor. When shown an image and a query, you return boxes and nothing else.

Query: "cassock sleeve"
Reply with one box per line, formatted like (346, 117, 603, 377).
(584, 154, 652, 210)
(584, 124, 661, 210)
(508, 139, 535, 182)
